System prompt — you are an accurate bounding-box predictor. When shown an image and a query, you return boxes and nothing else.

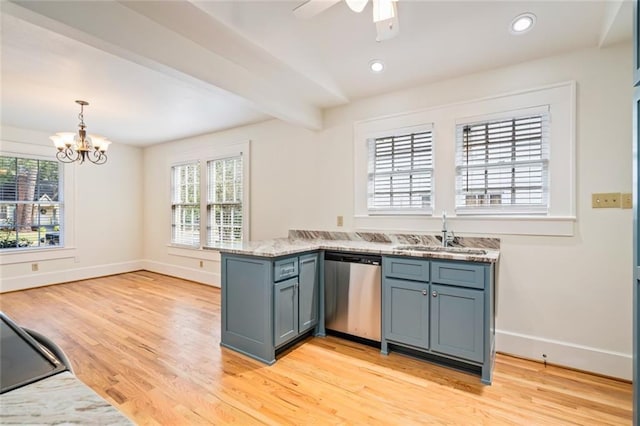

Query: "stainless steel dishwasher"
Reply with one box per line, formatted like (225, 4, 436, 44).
(324, 252, 382, 343)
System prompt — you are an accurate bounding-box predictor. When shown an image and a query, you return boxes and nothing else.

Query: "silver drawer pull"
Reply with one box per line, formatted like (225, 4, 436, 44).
(422, 289, 427, 296)
(281, 267, 295, 274)
(432, 291, 438, 297)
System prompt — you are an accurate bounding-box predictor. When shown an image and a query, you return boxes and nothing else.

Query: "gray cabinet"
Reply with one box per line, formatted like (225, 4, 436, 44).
(298, 253, 319, 333)
(430, 284, 484, 363)
(273, 253, 320, 347)
(381, 256, 495, 384)
(383, 278, 429, 350)
(221, 251, 319, 365)
(274, 277, 299, 347)
(221, 255, 274, 364)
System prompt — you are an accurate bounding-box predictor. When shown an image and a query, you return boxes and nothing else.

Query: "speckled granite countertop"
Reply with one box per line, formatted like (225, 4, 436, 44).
(0, 372, 132, 425)
(209, 230, 500, 263)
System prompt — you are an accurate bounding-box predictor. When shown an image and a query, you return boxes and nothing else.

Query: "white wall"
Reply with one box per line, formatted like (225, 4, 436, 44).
(0, 126, 144, 291)
(322, 44, 633, 379)
(142, 43, 633, 379)
(141, 121, 322, 284)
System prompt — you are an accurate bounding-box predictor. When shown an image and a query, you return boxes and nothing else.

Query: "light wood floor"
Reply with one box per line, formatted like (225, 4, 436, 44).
(0, 271, 632, 425)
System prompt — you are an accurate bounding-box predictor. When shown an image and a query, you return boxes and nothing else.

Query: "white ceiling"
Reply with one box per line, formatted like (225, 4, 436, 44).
(0, 0, 632, 147)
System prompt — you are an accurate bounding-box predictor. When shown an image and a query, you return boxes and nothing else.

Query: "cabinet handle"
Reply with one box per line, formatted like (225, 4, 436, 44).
(432, 291, 438, 297)
(422, 289, 427, 296)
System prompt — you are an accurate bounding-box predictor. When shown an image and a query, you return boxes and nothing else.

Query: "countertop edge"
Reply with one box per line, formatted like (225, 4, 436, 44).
(208, 241, 500, 263)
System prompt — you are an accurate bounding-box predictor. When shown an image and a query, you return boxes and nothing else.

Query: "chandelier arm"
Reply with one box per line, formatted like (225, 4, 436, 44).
(88, 152, 107, 165)
(55, 150, 76, 163)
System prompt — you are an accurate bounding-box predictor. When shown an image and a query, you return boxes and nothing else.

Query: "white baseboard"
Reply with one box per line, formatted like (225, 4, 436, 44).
(0, 259, 220, 293)
(141, 260, 220, 287)
(496, 329, 632, 380)
(0, 261, 144, 293)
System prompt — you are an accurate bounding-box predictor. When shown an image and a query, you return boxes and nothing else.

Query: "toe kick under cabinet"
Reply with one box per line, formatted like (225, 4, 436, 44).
(381, 256, 495, 384)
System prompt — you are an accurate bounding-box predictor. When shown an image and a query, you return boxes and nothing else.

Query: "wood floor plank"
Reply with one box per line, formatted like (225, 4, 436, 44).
(0, 271, 632, 425)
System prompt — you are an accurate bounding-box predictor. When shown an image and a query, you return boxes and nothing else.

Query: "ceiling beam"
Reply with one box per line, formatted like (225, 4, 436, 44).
(293, 0, 341, 19)
(598, 0, 632, 48)
(5, 0, 323, 130)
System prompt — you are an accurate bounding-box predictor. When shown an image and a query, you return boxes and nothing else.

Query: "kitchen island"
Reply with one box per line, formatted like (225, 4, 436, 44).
(0, 372, 132, 425)
(213, 230, 499, 384)
(0, 312, 132, 425)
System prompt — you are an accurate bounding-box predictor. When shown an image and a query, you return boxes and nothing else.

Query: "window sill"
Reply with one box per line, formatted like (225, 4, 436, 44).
(354, 215, 576, 236)
(167, 245, 221, 261)
(0, 247, 76, 265)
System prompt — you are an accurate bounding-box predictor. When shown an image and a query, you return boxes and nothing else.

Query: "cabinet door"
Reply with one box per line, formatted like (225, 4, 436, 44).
(298, 253, 319, 334)
(430, 284, 484, 363)
(383, 278, 429, 350)
(274, 278, 298, 347)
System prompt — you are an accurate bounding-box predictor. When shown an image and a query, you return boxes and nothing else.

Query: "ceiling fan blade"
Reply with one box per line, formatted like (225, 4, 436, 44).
(372, 0, 397, 23)
(375, 14, 399, 41)
(293, 0, 341, 19)
(373, 0, 399, 41)
(345, 0, 369, 13)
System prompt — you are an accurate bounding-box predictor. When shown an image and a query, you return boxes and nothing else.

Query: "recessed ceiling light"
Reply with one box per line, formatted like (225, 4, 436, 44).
(369, 59, 384, 73)
(510, 13, 536, 35)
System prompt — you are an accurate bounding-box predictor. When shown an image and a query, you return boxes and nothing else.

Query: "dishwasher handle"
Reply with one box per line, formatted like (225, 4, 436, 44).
(324, 251, 381, 265)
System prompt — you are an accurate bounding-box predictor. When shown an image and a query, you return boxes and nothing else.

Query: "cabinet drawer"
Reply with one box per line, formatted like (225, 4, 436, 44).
(431, 261, 485, 290)
(383, 257, 429, 282)
(274, 257, 299, 282)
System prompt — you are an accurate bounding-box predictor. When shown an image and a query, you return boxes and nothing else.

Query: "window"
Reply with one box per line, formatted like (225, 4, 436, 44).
(170, 143, 249, 249)
(171, 162, 200, 247)
(455, 113, 549, 214)
(367, 130, 433, 214)
(355, 82, 573, 235)
(0, 156, 62, 250)
(207, 156, 243, 245)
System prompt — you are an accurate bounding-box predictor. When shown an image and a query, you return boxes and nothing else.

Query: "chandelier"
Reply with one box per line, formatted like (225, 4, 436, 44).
(50, 100, 111, 165)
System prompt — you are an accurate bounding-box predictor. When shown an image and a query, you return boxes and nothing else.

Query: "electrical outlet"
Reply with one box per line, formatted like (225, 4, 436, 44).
(31, 263, 38, 272)
(336, 215, 344, 227)
(592, 192, 621, 208)
(622, 193, 632, 209)
(199, 260, 204, 268)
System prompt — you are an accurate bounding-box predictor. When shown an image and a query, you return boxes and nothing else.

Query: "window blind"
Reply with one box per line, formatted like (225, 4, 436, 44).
(455, 114, 549, 214)
(207, 155, 243, 245)
(171, 162, 200, 247)
(367, 130, 433, 213)
(0, 156, 62, 249)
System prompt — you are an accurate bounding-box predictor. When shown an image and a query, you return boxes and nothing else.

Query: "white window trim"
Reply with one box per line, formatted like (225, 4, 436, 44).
(167, 140, 250, 252)
(353, 81, 576, 237)
(0, 140, 76, 262)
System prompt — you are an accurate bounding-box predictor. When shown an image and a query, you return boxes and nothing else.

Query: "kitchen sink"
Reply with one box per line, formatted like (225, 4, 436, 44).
(392, 245, 487, 255)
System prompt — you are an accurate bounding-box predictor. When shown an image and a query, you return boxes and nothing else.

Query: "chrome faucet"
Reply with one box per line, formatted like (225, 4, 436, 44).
(441, 210, 455, 247)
